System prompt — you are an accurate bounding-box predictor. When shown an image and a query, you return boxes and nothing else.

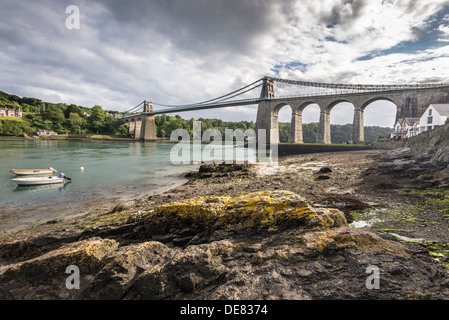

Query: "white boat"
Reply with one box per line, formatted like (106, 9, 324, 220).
(10, 167, 57, 176)
(11, 176, 65, 186)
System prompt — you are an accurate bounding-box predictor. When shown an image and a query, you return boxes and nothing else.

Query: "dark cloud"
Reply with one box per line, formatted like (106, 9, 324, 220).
(320, 0, 367, 28)
(1, 0, 449, 125)
(94, 0, 278, 57)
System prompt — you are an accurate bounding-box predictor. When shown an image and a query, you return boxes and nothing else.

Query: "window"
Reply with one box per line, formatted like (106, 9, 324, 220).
(428, 117, 433, 124)
(429, 109, 432, 116)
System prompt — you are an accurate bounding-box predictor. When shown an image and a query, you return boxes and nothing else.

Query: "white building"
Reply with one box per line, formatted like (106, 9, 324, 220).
(391, 118, 420, 140)
(419, 104, 449, 133)
(36, 130, 58, 136)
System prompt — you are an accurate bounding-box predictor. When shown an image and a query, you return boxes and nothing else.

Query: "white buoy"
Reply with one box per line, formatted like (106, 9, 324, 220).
(80, 167, 84, 171)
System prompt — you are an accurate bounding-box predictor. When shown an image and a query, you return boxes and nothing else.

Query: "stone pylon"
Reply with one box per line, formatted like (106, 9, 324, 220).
(352, 108, 364, 144)
(256, 77, 277, 145)
(316, 111, 331, 144)
(141, 101, 157, 140)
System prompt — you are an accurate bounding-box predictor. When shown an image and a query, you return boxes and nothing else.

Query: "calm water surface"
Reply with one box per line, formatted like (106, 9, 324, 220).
(0, 139, 199, 231)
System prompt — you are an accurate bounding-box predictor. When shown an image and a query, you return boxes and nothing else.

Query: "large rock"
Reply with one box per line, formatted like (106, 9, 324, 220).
(0, 191, 448, 300)
(0, 238, 118, 299)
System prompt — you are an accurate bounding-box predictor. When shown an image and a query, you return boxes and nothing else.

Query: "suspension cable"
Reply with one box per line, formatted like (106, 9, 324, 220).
(123, 101, 145, 114)
(150, 78, 264, 108)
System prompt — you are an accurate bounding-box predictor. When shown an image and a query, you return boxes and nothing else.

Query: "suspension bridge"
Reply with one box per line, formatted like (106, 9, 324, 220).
(122, 76, 449, 144)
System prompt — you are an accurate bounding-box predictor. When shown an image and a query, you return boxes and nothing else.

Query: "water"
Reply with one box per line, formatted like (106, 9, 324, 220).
(0, 139, 201, 231)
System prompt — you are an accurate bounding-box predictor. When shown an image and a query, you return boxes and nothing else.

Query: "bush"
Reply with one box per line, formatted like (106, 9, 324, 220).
(0, 119, 33, 136)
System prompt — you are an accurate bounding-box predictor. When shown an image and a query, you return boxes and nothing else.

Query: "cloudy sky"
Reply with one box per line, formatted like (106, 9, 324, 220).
(1, 0, 449, 127)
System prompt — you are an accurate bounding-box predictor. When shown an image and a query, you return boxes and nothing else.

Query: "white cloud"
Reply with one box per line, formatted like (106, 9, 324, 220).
(1, 0, 449, 128)
(439, 24, 449, 41)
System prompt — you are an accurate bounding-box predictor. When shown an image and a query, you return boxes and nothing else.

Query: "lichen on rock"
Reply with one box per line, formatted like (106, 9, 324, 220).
(145, 191, 348, 234)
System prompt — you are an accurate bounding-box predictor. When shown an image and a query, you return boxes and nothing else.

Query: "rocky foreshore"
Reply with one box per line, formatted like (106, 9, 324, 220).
(2, 146, 449, 300)
(1, 189, 448, 300)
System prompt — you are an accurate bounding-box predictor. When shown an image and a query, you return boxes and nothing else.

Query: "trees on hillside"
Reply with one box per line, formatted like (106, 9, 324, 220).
(0, 89, 129, 136)
(67, 112, 85, 134)
(277, 122, 391, 143)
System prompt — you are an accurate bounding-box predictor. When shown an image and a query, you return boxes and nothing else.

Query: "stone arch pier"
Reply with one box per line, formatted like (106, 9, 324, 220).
(123, 101, 157, 140)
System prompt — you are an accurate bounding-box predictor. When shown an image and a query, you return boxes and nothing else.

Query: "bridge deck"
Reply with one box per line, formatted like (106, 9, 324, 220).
(123, 84, 449, 118)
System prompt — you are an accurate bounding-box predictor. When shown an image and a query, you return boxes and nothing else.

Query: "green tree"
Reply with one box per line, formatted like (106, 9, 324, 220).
(67, 112, 85, 134)
(41, 105, 66, 125)
(278, 123, 290, 142)
(0, 119, 32, 136)
(303, 123, 318, 143)
(65, 104, 84, 118)
(88, 105, 106, 133)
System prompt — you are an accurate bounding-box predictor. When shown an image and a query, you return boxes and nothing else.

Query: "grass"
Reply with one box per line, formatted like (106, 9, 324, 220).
(280, 142, 369, 147)
(399, 187, 449, 217)
(408, 187, 449, 196)
(351, 202, 426, 226)
(0, 117, 26, 123)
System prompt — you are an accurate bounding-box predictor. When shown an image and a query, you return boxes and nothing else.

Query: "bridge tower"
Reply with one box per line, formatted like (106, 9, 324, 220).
(141, 100, 157, 140)
(260, 76, 275, 99)
(256, 77, 277, 145)
(123, 101, 157, 140)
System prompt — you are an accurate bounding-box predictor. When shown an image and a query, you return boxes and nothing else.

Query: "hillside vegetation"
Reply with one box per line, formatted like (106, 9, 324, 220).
(0, 90, 127, 136)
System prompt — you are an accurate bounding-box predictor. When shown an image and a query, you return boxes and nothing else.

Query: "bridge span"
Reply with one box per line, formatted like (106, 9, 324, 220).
(122, 76, 449, 144)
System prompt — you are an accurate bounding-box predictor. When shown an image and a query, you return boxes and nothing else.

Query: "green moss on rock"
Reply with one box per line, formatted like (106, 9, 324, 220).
(146, 191, 348, 233)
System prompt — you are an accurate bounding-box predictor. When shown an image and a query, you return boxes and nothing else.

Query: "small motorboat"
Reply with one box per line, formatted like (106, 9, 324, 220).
(9, 167, 57, 176)
(11, 175, 66, 186)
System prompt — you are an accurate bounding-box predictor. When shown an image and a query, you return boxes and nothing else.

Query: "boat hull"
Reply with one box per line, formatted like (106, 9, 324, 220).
(10, 169, 55, 176)
(11, 177, 65, 186)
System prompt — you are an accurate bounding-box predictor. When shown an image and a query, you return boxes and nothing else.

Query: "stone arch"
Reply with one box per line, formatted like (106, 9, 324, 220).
(327, 99, 357, 144)
(324, 99, 355, 113)
(271, 103, 293, 143)
(293, 102, 321, 144)
(361, 97, 399, 126)
(361, 96, 399, 111)
(127, 118, 137, 138)
(358, 97, 399, 143)
(134, 117, 143, 140)
(315, 99, 354, 145)
(296, 101, 319, 113)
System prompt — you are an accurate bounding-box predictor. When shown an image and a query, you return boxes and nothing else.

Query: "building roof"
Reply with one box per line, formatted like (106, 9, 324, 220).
(430, 104, 449, 116)
(404, 118, 420, 126)
(395, 118, 419, 126)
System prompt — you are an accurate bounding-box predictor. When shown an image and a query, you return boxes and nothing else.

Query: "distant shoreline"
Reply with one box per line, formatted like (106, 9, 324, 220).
(0, 134, 166, 142)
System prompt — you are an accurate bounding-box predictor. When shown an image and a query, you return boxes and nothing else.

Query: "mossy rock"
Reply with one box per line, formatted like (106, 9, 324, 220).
(145, 191, 348, 233)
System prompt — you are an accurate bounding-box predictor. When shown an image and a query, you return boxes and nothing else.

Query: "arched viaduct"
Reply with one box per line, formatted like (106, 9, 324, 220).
(256, 78, 449, 144)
